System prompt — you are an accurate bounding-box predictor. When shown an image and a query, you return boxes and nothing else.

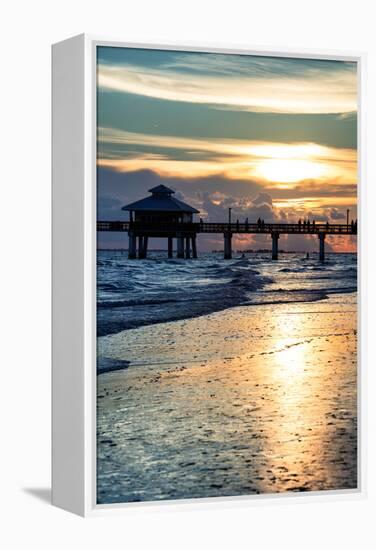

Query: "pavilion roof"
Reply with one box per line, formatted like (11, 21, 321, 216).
(122, 185, 199, 213)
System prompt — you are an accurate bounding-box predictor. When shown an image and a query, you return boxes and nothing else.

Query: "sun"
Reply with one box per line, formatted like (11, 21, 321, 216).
(254, 158, 326, 184)
(245, 143, 330, 184)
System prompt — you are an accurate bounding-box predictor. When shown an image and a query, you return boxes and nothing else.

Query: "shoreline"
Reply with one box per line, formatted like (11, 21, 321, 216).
(97, 292, 357, 373)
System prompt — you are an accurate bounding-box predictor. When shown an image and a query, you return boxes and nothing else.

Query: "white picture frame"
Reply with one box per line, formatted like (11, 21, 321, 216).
(52, 34, 366, 517)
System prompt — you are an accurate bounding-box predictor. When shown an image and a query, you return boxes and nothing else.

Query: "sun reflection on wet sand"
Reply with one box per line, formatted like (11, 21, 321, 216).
(260, 314, 326, 492)
(97, 294, 357, 503)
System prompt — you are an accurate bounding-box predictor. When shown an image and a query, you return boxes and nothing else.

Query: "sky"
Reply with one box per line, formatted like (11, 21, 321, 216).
(97, 47, 357, 252)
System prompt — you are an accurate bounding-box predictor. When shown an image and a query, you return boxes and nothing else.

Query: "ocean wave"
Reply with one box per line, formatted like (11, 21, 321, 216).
(98, 298, 180, 309)
(97, 252, 357, 337)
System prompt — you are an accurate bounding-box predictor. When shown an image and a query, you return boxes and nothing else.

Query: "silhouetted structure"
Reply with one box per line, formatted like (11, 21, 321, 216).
(98, 188, 357, 262)
(122, 185, 199, 259)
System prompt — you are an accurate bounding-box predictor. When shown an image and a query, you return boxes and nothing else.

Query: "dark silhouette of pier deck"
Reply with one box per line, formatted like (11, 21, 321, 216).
(97, 220, 357, 261)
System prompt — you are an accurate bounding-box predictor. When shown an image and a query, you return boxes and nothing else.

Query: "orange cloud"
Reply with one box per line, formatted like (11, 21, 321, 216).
(98, 128, 357, 191)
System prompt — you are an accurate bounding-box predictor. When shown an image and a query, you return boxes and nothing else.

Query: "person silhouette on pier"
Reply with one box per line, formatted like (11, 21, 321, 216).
(245, 217, 249, 230)
(307, 219, 310, 231)
(298, 218, 302, 231)
(257, 217, 261, 230)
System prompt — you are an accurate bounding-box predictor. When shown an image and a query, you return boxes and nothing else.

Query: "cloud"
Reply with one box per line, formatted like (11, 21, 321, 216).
(330, 208, 346, 220)
(97, 167, 356, 252)
(97, 166, 356, 218)
(198, 190, 275, 223)
(97, 57, 357, 114)
(97, 195, 123, 220)
(98, 127, 357, 187)
(162, 54, 356, 83)
(253, 192, 273, 206)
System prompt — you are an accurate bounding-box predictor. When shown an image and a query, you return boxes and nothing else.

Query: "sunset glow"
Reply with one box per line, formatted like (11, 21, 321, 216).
(254, 159, 327, 183)
(97, 47, 357, 252)
(98, 128, 357, 193)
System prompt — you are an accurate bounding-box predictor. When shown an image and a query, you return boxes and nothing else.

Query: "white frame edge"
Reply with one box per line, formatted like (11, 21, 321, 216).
(52, 34, 86, 516)
(51, 33, 367, 517)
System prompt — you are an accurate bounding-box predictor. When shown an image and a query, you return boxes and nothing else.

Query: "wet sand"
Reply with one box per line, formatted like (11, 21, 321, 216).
(97, 293, 357, 504)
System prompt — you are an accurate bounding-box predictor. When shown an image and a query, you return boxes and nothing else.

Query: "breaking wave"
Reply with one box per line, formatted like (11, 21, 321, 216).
(97, 251, 357, 337)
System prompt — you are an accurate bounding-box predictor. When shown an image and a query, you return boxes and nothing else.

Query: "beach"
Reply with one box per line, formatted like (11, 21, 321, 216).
(97, 287, 357, 504)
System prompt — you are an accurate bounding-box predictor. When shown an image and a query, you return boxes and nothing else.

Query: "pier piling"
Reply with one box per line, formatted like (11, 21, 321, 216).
(143, 236, 148, 258)
(128, 232, 137, 259)
(168, 237, 173, 258)
(138, 236, 148, 259)
(177, 235, 185, 259)
(185, 237, 191, 259)
(224, 232, 232, 260)
(319, 233, 326, 262)
(192, 237, 198, 259)
(272, 232, 279, 260)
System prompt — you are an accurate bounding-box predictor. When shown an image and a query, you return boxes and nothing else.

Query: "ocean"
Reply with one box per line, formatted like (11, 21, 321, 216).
(97, 250, 357, 341)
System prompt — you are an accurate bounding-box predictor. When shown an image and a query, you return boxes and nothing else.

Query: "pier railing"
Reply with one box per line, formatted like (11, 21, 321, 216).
(97, 220, 357, 235)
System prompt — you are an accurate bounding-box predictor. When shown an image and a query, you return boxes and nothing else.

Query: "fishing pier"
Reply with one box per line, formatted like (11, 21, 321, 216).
(97, 185, 357, 262)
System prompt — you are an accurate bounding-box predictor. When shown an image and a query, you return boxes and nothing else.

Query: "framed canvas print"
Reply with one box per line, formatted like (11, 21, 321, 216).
(52, 35, 365, 516)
